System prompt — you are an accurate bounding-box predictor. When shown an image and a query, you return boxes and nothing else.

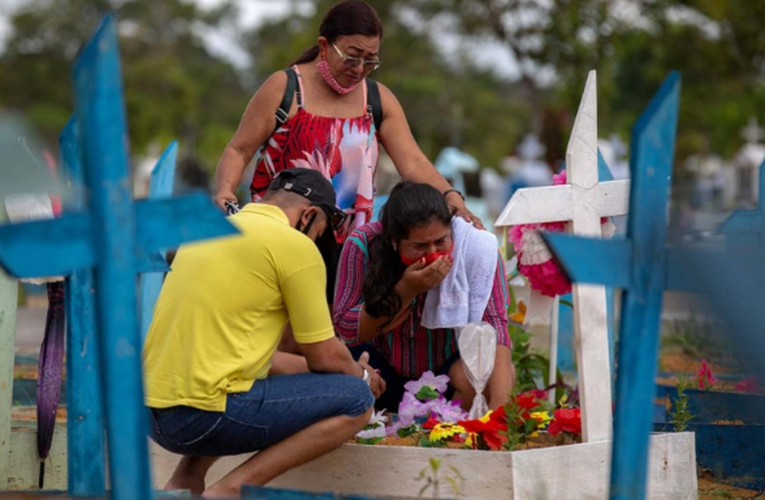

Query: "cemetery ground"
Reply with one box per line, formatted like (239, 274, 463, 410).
(9, 290, 763, 499)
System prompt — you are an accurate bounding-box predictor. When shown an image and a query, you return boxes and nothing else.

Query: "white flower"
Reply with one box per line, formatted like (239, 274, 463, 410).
(368, 409, 388, 426)
(356, 424, 388, 440)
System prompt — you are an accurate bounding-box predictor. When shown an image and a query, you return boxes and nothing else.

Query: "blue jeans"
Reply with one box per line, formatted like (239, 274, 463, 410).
(148, 373, 373, 457)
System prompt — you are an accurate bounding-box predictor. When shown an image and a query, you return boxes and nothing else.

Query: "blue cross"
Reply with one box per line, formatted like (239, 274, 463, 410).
(0, 15, 236, 500)
(541, 72, 682, 500)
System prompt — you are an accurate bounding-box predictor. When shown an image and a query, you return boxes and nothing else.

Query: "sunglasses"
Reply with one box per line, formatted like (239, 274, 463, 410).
(315, 204, 348, 231)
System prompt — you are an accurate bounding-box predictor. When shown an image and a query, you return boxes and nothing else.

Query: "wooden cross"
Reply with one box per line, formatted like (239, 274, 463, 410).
(495, 71, 630, 443)
(541, 72, 682, 500)
(0, 16, 237, 500)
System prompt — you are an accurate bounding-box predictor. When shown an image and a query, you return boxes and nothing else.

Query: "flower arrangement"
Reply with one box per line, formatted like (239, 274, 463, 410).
(355, 371, 582, 451)
(508, 169, 615, 297)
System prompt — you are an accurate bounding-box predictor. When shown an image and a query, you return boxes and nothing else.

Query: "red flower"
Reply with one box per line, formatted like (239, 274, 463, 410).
(513, 392, 543, 419)
(735, 376, 760, 393)
(548, 408, 582, 436)
(458, 409, 509, 451)
(422, 415, 440, 430)
(697, 359, 718, 390)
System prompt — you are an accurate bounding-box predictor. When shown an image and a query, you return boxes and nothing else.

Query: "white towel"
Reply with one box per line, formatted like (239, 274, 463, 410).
(421, 217, 498, 329)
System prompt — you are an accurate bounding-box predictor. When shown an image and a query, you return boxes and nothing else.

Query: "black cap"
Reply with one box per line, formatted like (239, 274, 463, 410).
(269, 168, 347, 249)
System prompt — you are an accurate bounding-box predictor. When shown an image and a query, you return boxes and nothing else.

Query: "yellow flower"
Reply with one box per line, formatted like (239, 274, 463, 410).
(558, 394, 568, 408)
(510, 301, 527, 324)
(479, 410, 493, 423)
(529, 411, 551, 429)
(429, 423, 466, 442)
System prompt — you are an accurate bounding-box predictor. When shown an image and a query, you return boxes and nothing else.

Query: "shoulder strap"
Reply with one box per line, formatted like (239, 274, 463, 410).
(366, 78, 383, 132)
(274, 68, 298, 134)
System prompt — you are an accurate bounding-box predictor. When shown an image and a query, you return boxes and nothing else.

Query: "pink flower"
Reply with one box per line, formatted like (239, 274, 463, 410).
(403, 371, 450, 395)
(431, 396, 468, 423)
(735, 376, 760, 393)
(697, 359, 718, 390)
(508, 169, 615, 298)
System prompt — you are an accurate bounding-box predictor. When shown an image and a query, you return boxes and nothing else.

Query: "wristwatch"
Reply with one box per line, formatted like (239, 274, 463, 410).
(361, 367, 371, 386)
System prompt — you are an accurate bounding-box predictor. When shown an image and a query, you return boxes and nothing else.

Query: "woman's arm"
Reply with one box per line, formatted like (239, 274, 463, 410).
(376, 84, 484, 229)
(333, 237, 414, 343)
(213, 71, 289, 209)
(333, 235, 452, 342)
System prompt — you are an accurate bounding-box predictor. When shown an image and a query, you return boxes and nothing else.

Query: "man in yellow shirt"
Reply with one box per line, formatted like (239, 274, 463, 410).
(143, 168, 384, 497)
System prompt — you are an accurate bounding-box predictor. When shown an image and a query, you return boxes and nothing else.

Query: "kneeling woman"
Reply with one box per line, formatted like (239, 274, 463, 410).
(333, 181, 515, 411)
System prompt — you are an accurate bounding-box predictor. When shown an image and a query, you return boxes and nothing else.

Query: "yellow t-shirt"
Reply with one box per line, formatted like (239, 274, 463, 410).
(143, 203, 335, 412)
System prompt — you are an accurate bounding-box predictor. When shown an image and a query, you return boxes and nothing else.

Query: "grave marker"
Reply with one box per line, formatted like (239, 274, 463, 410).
(495, 71, 630, 443)
(542, 72, 682, 499)
(0, 15, 237, 500)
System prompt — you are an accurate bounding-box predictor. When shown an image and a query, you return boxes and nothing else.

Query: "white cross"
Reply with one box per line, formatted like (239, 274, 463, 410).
(495, 71, 630, 443)
(742, 117, 764, 145)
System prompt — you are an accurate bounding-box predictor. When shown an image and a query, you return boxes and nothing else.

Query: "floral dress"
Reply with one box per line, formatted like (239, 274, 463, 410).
(250, 65, 380, 243)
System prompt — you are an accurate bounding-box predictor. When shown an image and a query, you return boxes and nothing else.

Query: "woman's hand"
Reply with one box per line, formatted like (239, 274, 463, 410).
(397, 256, 453, 297)
(214, 189, 238, 212)
(358, 352, 387, 399)
(445, 192, 485, 230)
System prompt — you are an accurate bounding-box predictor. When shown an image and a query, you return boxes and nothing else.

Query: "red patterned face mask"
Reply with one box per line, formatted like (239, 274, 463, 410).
(400, 242, 454, 267)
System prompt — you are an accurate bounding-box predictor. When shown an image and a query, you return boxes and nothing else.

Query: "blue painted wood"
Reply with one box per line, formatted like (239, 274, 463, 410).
(140, 141, 178, 342)
(242, 485, 394, 500)
(657, 386, 765, 424)
(721, 158, 765, 236)
(0, 193, 229, 279)
(0, 14, 238, 500)
(71, 15, 152, 500)
(60, 116, 107, 498)
(544, 72, 682, 500)
(605, 72, 681, 500)
(656, 422, 765, 490)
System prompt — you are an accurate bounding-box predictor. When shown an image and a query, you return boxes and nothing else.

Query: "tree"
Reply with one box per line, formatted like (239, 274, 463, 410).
(0, 0, 248, 176)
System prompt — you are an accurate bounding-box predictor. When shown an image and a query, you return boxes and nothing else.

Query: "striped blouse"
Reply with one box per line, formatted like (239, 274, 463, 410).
(333, 221, 511, 379)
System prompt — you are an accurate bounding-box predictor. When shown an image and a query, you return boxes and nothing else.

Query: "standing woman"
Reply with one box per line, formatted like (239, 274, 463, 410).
(213, 0, 482, 241)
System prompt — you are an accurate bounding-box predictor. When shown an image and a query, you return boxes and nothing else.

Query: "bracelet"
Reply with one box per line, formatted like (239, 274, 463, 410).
(443, 189, 465, 202)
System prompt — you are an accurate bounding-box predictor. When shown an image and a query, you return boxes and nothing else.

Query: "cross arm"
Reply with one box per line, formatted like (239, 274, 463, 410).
(0, 193, 237, 279)
(541, 233, 633, 288)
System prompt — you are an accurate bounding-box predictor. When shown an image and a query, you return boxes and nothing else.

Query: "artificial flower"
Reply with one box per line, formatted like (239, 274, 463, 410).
(356, 424, 388, 440)
(547, 408, 582, 436)
(735, 376, 761, 393)
(368, 409, 388, 427)
(431, 396, 469, 423)
(428, 422, 466, 442)
(509, 169, 614, 298)
(514, 392, 543, 419)
(510, 301, 527, 324)
(404, 371, 450, 395)
(422, 415, 440, 430)
(529, 411, 551, 429)
(697, 359, 718, 390)
(459, 409, 509, 450)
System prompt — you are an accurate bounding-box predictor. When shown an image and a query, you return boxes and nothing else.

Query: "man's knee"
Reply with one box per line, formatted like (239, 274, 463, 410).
(338, 376, 375, 418)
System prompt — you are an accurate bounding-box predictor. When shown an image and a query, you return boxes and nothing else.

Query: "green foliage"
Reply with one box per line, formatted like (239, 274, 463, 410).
(669, 376, 695, 433)
(417, 457, 464, 499)
(0, 0, 247, 177)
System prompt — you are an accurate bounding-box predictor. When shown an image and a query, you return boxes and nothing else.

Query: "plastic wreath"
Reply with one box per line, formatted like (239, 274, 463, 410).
(508, 170, 615, 297)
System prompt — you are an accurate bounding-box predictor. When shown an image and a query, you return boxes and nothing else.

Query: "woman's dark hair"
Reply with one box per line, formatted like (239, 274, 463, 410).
(291, 1, 384, 66)
(363, 181, 452, 326)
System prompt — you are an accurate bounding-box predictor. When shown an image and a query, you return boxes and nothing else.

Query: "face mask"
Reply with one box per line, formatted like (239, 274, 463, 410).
(296, 210, 319, 239)
(399, 242, 454, 267)
(317, 60, 359, 95)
